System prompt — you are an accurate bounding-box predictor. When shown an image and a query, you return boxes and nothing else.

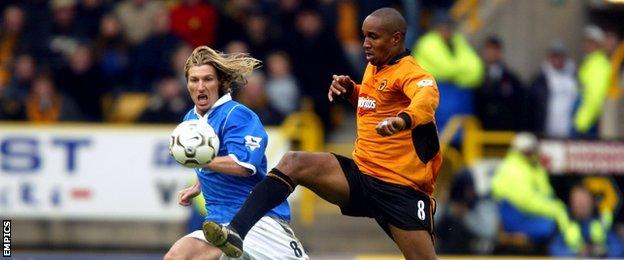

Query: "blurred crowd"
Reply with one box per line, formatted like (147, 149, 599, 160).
(415, 17, 623, 140)
(478, 24, 622, 140)
(0, 0, 621, 140)
(0, 0, 452, 132)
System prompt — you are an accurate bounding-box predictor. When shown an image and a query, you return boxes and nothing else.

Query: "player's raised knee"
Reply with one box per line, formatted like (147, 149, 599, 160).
(277, 151, 326, 185)
(278, 151, 306, 174)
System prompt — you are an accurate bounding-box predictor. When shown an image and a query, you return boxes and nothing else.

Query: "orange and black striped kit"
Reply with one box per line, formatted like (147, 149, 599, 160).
(348, 51, 442, 196)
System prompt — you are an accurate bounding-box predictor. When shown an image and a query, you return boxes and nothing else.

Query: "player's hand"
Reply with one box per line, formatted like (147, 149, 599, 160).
(328, 74, 355, 102)
(376, 117, 407, 137)
(178, 185, 201, 206)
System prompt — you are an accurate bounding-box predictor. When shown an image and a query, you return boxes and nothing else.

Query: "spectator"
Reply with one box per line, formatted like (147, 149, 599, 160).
(0, 79, 25, 121)
(0, 5, 26, 86)
(235, 71, 283, 125)
(16, 1, 52, 64)
(265, 51, 300, 116)
(436, 170, 498, 254)
(114, 0, 164, 46)
(7, 53, 37, 102)
(475, 36, 525, 131)
(573, 25, 611, 137)
(41, 0, 84, 71)
(549, 185, 624, 257)
(55, 44, 107, 121)
(263, 0, 300, 45)
(241, 12, 275, 62)
(48, 0, 81, 38)
(214, 0, 256, 48)
(604, 28, 621, 57)
(528, 41, 578, 138)
(137, 77, 189, 123)
(75, 0, 110, 39)
(600, 28, 624, 139)
(284, 7, 351, 132)
(412, 13, 483, 132)
(132, 8, 182, 91)
(170, 44, 193, 89)
(224, 40, 250, 54)
(94, 13, 130, 91)
(169, 0, 219, 48)
(25, 74, 81, 122)
(491, 133, 580, 252)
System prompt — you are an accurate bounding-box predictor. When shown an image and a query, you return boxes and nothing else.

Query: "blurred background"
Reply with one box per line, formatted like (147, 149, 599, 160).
(1, 0, 624, 259)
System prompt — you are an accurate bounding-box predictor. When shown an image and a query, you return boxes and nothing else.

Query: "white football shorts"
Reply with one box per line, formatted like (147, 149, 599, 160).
(185, 216, 308, 259)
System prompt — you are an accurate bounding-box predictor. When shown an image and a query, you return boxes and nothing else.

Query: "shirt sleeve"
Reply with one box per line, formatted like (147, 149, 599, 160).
(398, 72, 440, 129)
(347, 84, 360, 104)
(221, 106, 268, 175)
(346, 65, 372, 105)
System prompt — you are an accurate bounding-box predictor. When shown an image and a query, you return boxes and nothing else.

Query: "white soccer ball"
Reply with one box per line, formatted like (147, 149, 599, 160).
(169, 120, 220, 168)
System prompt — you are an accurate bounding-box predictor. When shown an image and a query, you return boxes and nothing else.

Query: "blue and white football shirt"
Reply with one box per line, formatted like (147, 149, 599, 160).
(183, 93, 291, 224)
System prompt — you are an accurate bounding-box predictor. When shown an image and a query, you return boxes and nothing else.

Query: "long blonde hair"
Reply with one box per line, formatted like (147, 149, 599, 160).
(184, 46, 261, 94)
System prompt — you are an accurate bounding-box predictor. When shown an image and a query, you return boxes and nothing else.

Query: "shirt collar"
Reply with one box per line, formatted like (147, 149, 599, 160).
(193, 93, 232, 118)
(376, 49, 411, 71)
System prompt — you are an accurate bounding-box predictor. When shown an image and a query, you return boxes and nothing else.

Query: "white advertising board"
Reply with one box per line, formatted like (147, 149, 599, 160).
(0, 124, 289, 221)
(540, 140, 624, 175)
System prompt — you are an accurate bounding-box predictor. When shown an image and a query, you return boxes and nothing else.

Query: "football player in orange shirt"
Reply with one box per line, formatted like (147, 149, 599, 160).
(202, 7, 441, 259)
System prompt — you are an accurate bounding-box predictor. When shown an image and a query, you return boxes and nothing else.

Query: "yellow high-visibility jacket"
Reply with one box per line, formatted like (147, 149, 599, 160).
(412, 31, 483, 88)
(574, 50, 611, 133)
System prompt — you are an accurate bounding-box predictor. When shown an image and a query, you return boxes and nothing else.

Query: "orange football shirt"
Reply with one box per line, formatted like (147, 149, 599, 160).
(348, 51, 442, 195)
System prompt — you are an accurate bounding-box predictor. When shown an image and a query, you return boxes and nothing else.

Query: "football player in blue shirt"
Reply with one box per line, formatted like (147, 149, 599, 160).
(164, 46, 307, 260)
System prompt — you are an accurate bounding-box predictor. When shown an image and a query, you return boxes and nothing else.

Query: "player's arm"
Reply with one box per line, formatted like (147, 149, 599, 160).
(204, 106, 267, 177)
(398, 75, 439, 128)
(328, 74, 359, 105)
(178, 177, 201, 206)
(376, 74, 439, 136)
(179, 110, 250, 176)
(203, 156, 253, 177)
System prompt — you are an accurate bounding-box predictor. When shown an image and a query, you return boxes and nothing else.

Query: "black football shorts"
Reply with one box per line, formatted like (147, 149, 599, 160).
(333, 153, 436, 240)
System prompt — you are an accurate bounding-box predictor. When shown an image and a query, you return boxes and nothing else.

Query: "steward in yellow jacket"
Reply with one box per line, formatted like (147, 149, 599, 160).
(574, 26, 611, 135)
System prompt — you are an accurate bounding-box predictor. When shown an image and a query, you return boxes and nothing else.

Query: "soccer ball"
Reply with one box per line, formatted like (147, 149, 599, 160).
(169, 120, 220, 168)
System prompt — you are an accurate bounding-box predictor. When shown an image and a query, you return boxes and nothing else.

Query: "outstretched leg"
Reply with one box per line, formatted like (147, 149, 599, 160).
(389, 225, 437, 260)
(203, 152, 351, 257)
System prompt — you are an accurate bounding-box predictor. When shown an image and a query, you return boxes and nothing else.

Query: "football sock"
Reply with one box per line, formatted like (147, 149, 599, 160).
(229, 168, 295, 239)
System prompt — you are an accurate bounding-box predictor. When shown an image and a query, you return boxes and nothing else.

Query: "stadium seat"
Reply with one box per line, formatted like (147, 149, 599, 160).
(105, 92, 150, 123)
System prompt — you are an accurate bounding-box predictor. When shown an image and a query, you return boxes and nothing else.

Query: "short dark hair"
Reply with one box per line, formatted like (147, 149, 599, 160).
(369, 7, 407, 36)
